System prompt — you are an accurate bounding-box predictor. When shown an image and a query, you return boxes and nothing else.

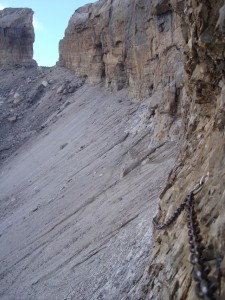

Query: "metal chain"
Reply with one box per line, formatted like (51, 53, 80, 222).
(186, 192, 218, 299)
(152, 175, 209, 230)
(153, 174, 220, 300)
(152, 195, 189, 229)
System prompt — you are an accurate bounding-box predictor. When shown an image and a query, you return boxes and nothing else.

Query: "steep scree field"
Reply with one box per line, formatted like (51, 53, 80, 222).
(0, 66, 177, 300)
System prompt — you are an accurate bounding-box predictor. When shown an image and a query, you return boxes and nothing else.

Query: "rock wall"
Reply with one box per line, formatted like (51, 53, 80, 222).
(125, 1, 225, 299)
(0, 8, 36, 66)
(60, 1, 225, 299)
(59, 0, 184, 100)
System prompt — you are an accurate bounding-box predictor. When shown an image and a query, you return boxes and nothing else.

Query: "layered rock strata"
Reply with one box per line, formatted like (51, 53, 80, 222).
(0, 8, 36, 66)
(59, 0, 184, 100)
(125, 1, 225, 299)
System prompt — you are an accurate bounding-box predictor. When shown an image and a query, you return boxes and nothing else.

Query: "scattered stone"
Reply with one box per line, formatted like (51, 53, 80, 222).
(32, 206, 39, 212)
(216, 4, 225, 34)
(68, 86, 76, 93)
(34, 187, 40, 193)
(59, 143, 68, 150)
(41, 80, 48, 87)
(7, 115, 17, 123)
(57, 85, 64, 94)
(28, 84, 45, 104)
(11, 196, 16, 202)
(64, 101, 71, 108)
(148, 90, 162, 110)
(13, 92, 22, 104)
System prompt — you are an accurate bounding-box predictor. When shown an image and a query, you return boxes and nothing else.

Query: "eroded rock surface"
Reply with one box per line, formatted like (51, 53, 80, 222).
(0, 8, 36, 66)
(126, 1, 225, 299)
(59, 0, 184, 100)
(59, 0, 186, 145)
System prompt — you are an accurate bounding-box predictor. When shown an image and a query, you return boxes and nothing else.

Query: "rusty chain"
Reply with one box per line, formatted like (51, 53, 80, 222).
(153, 174, 221, 300)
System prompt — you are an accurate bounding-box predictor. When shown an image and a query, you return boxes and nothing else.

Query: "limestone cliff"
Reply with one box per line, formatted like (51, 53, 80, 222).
(0, 8, 36, 66)
(59, 0, 184, 99)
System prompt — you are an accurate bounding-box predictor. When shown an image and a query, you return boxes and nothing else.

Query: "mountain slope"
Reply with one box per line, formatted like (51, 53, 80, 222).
(0, 67, 177, 300)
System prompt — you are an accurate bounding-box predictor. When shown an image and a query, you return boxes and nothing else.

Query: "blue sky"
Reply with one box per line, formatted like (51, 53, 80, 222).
(0, 1, 97, 66)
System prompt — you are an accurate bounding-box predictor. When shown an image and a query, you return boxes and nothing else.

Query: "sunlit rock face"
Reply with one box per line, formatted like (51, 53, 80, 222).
(126, 1, 225, 299)
(0, 8, 36, 66)
(59, 0, 184, 100)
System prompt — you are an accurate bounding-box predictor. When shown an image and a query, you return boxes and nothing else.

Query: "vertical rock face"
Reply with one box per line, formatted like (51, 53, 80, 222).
(0, 8, 36, 66)
(126, 1, 225, 299)
(59, 0, 184, 100)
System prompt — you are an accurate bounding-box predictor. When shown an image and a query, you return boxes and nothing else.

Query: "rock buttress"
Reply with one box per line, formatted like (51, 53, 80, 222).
(0, 8, 36, 66)
(124, 1, 225, 299)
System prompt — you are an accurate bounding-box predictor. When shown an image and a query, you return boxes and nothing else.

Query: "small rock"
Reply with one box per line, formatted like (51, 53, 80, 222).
(68, 86, 76, 93)
(41, 80, 48, 87)
(38, 124, 46, 131)
(60, 143, 68, 150)
(13, 92, 22, 104)
(7, 115, 17, 123)
(32, 207, 39, 212)
(34, 187, 40, 193)
(64, 101, 71, 108)
(11, 196, 16, 202)
(57, 86, 64, 94)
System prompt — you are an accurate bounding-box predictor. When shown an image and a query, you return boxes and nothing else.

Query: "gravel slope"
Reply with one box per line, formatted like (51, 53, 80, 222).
(0, 69, 177, 300)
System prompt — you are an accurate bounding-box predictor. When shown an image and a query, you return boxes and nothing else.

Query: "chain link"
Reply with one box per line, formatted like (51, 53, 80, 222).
(153, 174, 221, 299)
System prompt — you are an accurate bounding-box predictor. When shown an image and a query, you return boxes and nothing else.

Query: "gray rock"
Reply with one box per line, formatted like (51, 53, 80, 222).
(7, 115, 17, 122)
(13, 92, 22, 104)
